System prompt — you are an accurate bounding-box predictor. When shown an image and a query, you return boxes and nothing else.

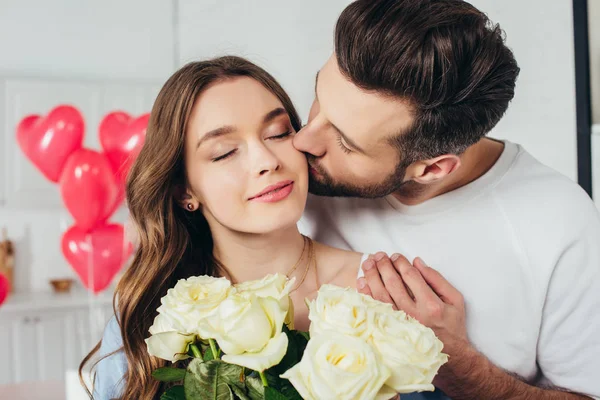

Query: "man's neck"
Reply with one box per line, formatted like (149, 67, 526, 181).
(394, 138, 505, 206)
(210, 225, 306, 284)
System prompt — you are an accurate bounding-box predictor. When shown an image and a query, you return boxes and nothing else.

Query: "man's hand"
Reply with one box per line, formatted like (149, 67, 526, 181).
(357, 253, 592, 400)
(357, 252, 467, 348)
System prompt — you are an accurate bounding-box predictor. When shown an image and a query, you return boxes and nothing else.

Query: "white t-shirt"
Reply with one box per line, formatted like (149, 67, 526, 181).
(299, 140, 600, 399)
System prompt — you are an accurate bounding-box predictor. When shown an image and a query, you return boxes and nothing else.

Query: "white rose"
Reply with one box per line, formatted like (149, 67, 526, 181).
(234, 273, 294, 301)
(281, 332, 395, 400)
(308, 284, 374, 339)
(369, 311, 448, 393)
(235, 273, 295, 328)
(145, 313, 195, 362)
(157, 275, 233, 334)
(358, 289, 397, 314)
(205, 292, 288, 372)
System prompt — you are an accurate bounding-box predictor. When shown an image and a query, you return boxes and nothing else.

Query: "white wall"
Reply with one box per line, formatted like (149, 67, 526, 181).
(0, 0, 175, 81)
(0, 0, 350, 291)
(0, 0, 584, 291)
(470, 0, 578, 182)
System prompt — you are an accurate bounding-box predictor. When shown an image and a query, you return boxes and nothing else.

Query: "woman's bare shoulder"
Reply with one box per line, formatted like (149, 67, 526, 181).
(312, 241, 363, 289)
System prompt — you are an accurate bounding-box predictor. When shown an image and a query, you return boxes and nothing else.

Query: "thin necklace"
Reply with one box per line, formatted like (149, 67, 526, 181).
(221, 235, 311, 286)
(285, 235, 308, 278)
(289, 237, 316, 294)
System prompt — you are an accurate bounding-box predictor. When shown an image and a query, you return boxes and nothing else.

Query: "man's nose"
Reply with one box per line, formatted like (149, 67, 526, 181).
(293, 123, 326, 157)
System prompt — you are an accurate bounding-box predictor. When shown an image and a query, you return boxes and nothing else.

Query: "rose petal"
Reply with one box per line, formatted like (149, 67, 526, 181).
(222, 332, 288, 372)
(145, 331, 194, 362)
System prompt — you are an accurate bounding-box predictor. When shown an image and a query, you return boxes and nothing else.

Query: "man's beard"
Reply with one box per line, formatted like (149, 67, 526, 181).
(306, 155, 415, 199)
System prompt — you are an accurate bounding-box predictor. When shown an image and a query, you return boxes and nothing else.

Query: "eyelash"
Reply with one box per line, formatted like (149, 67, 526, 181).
(336, 135, 352, 154)
(211, 130, 293, 162)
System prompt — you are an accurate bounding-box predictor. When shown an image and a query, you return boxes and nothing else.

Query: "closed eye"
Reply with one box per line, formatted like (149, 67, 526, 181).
(336, 135, 352, 154)
(212, 149, 237, 162)
(269, 130, 292, 140)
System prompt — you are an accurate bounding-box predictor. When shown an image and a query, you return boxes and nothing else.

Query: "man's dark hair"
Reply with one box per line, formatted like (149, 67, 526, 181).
(335, 0, 520, 162)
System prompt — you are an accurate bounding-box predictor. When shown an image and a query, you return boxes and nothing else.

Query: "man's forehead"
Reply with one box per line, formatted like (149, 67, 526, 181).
(317, 57, 414, 145)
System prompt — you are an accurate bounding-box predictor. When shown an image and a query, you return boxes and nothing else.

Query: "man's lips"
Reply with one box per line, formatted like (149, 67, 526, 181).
(308, 164, 322, 177)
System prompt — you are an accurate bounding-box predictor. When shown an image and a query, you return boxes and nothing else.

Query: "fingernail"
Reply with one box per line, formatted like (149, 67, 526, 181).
(390, 253, 400, 261)
(363, 259, 375, 271)
(415, 257, 427, 267)
(374, 252, 386, 261)
(357, 277, 366, 289)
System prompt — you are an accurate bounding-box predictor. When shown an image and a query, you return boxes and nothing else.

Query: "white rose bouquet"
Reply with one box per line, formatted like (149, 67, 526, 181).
(147, 275, 448, 400)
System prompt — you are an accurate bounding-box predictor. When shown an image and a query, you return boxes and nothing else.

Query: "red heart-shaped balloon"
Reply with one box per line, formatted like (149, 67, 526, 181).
(0, 273, 9, 307)
(16, 105, 84, 182)
(61, 223, 133, 293)
(99, 111, 150, 185)
(59, 149, 119, 232)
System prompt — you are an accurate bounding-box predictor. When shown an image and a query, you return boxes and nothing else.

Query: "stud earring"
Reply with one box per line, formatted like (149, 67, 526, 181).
(187, 203, 194, 211)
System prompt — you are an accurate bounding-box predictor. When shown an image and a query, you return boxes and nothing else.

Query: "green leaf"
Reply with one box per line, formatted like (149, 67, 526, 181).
(229, 384, 251, 400)
(295, 330, 310, 344)
(279, 382, 303, 400)
(203, 346, 215, 362)
(267, 328, 310, 379)
(264, 387, 288, 400)
(160, 385, 185, 400)
(152, 367, 186, 382)
(184, 359, 241, 400)
(245, 375, 265, 400)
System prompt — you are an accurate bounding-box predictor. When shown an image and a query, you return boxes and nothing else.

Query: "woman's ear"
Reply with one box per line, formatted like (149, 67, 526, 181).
(173, 184, 200, 212)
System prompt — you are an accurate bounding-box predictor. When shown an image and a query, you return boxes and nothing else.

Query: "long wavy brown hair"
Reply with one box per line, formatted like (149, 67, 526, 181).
(79, 56, 302, 400)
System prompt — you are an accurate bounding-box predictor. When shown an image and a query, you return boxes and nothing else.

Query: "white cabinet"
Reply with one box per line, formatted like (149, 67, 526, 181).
(1, 78, 161, 209)
(0, 290, 114, 385)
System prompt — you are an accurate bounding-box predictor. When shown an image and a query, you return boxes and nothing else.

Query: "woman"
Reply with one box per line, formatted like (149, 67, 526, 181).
(83, 56, 370, 400)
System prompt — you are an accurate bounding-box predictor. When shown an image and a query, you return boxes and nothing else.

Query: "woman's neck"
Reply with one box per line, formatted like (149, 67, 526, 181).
(210, 226, 306, 284)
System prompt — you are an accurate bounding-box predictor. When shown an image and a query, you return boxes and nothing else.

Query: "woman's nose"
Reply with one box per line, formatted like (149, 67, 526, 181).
(252, 144, 281, 176)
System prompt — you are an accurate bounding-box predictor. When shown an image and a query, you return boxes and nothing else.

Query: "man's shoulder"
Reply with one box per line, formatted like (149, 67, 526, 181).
(494, 144, 598, 232)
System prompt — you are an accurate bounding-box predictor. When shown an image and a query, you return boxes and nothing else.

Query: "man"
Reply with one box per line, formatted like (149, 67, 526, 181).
(295, 0, 600, 399)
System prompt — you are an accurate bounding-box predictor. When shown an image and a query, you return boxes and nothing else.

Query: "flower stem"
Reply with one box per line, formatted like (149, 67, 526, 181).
(208, 339, 219, 359)
(259, 371, 269, 387)
(190, 343, 202, 359)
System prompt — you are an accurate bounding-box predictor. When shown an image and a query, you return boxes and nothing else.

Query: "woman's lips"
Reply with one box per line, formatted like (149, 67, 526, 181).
(249, 181, 294, 203)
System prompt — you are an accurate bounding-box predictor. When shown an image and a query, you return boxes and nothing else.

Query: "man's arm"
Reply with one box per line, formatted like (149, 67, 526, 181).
(436, 336, 589, 399)
(357, 254, 593, 400)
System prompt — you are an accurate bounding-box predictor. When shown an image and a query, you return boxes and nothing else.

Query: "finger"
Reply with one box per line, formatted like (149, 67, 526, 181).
(374, 254, 415, 311)
(414, 257, 464, 306)
(361, 256, 397, 308)
(391, 253, 439, 304)
(356, 277, 373, 297)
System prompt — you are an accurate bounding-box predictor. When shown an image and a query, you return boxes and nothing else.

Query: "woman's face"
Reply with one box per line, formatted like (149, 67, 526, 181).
(183, 77, 308, 234)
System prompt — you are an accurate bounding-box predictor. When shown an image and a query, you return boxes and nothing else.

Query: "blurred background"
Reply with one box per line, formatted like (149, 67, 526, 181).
(0, 0, 597, 398)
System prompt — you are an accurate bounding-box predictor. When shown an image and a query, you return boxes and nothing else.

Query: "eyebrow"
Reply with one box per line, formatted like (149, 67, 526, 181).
(314, 71, 366, 154)
(196, 107, 287, 149)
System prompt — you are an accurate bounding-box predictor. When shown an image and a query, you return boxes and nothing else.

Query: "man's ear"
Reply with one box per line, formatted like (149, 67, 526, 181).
(406, 154, 461, 185)
(173, 184, 200, 211)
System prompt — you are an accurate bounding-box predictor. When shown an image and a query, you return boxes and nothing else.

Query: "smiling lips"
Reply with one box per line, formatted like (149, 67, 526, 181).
(249, 180, 294, 203)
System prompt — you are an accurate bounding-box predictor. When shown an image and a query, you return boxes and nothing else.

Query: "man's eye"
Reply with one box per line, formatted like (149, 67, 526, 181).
(336, 135, 352, 154)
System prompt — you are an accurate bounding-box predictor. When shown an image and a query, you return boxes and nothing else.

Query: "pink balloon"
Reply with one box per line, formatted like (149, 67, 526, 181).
(99, 111, 150, 185)
(61, 223, 133, 294)
(0, 273, 9, 307)
(16, 105, 84, 182)
(59, 149, 119, 232)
